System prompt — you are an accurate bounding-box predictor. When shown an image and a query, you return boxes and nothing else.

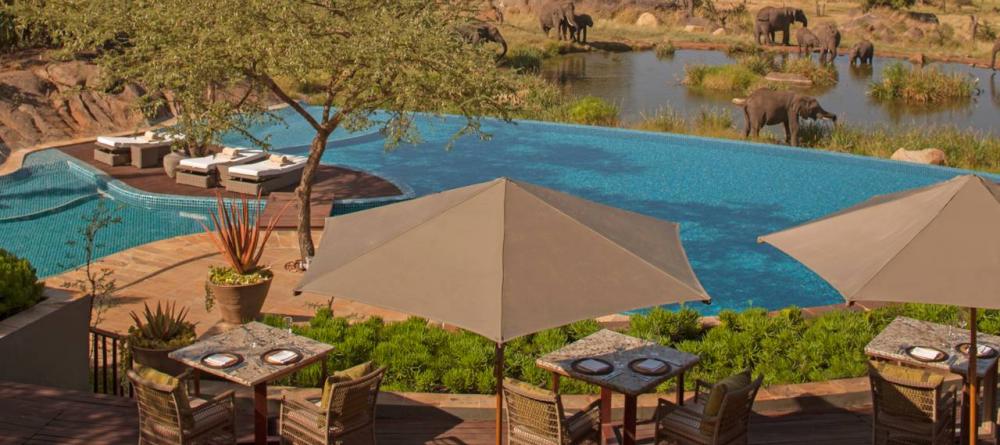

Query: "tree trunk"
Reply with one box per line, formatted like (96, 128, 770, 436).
(296, 128, 332, 260)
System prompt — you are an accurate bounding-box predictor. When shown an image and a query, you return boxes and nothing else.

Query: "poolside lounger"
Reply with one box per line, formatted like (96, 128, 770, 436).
(94, 131, 179, 167)
(224, 154, 308, 195)
(175, 147, 265, 189)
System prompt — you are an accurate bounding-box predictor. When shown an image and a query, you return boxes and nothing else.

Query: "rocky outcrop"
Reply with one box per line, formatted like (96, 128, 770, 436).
(636, 12, 660, 27)
(0, 55, 167, 150)
(891, 148, 947, 166)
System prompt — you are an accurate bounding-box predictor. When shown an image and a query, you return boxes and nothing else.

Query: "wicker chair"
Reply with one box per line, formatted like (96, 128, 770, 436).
(502, 378, 602, 445)
(868, 361, 956, 445)
(654, 372, 763, 445)
(127, 368, 237, 445)
(279, 366, 386, 445)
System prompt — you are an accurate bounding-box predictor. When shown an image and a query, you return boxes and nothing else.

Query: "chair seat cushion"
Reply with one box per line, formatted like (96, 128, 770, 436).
(659, 402, 711, 445)
(321, 362, 374, 409)
(135, 365, 195, 430)
(702, 371, 751, 434)
(565, 406, 600, 442)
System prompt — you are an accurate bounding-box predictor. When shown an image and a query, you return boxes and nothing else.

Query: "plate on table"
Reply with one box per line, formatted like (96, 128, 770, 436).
(571, 358, 614, 375)
(261, 348, 303, 366)
(955, 343, 998, 359)
(629, 358, 671, 376)
(200, 352, 243, 369)
(905, 346, 948, 362)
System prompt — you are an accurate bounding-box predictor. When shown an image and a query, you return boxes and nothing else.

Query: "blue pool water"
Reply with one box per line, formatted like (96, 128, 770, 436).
(3, 107, 995, 313)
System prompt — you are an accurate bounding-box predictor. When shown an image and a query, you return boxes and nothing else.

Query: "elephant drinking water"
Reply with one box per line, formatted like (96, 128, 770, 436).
(570, 13, 593, 44)
(755, 7, 808, 46)
(458, 23, 508, 60)
(738, 88, 837, 146)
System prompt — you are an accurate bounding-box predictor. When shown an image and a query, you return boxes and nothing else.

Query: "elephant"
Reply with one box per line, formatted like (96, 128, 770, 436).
(755, 7, 808, 46)
(569, 13, 593, 43)
(538, 1, 578, 41)
(992, 39, 999, 70)
(849, 40, 874, 65)
(795, 28, 820, 57)
(739, 88, 837, 146)
(457, 23, 508, 60)
(815, 24, 841, 62)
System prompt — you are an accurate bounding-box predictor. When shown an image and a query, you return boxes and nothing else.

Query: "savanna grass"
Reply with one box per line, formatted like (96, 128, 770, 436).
(869, 62, 977, 104)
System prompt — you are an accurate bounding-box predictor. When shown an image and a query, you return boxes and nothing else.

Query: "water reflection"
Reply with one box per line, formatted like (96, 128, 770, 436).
(541, 49, 1000, 133)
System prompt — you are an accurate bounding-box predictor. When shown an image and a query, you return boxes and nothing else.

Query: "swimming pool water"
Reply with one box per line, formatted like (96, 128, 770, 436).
(224, 106, 999, 314)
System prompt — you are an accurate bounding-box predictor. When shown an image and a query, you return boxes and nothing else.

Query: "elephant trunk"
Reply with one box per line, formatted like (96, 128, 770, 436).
(497, 36, 508, 60)
(993, 47, 998, 70)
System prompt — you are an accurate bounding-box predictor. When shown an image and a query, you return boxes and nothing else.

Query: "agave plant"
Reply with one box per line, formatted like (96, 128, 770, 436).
(200, 192, 289, 275)
(127, 302, 196, 348)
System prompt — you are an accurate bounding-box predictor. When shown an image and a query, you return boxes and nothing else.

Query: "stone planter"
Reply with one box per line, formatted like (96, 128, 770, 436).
(131, 344, 188, 376)
(163, 152, 187, 178)
(206, 278, 272, 324)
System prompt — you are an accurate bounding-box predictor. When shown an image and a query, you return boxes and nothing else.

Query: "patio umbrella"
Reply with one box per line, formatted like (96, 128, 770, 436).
(759, 174, 1000, 445)
(295, 177, 711, 445)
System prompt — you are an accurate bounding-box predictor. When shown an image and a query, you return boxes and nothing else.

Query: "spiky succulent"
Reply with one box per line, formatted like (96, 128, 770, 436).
(127, 302, 196, 349)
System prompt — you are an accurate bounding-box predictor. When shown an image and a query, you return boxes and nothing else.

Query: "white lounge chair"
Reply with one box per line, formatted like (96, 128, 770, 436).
(175, 147, 266, 188)
(94, 131, 180, 167)
(224, 154, 308, 195)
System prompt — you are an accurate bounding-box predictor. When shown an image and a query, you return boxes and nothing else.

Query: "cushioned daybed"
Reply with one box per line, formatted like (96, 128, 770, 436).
(94, 131, 179, 167)
(175, 147, 266, 188)
(224, 154, 307, 195)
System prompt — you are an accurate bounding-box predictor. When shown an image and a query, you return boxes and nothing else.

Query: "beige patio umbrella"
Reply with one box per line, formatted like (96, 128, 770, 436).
(759, 174, 1000, 445)
(295, 177, 711, 445)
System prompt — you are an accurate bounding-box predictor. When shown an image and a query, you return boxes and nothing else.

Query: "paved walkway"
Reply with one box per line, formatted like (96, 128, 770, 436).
(55, 230, 411, 336)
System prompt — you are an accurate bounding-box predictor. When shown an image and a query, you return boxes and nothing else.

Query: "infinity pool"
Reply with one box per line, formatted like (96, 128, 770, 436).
(3, 108, 993, 313)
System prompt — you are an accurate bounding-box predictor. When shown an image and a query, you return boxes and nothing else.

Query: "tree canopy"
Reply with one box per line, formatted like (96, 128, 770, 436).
(14, 0, 525, 258)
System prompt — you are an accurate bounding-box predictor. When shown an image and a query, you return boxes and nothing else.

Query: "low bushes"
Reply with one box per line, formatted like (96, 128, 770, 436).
(0, 249, 44, 320)
(268, 302, 1000, 395)
(564, 96, 620, 126)
(633, 107, 734, 137)
(684, 64, 761, 93)
(505, 47, 543, 73)
(869, 62, 977, 104)
(654, 41, 676, 59)
(781, 58, 838, 87)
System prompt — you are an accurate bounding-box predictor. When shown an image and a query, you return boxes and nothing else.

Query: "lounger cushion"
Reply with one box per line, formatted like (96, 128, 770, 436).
(320, 361, 374, 410)
(178, 149, 263, 173)
(701, 370, 751, 434)
(227, 155, 307, 179)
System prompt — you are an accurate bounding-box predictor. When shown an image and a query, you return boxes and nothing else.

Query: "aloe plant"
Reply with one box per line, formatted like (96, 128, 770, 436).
(200, 192, 289, 276)
(127, 302, 196, 349)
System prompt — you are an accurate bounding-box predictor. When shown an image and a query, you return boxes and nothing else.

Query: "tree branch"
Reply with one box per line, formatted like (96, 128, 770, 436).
(255, 73, 323, 132)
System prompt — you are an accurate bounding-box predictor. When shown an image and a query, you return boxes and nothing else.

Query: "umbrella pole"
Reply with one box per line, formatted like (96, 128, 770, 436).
(969, 307, 978, 445)
(496, 343, 505, 445)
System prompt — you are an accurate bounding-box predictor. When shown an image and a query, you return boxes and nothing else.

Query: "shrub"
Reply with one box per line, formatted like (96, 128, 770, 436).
(628, 306, 702, 345)
(684, 64, 761, 93)
(693, 107, 734, 133)
(738, 53, 778, 76)
(505, 47, 543, 73)
(565, 96, 619, 126)
(634, 108, 687, 133)
(869, 62, 977, 104)
(126, 302, 196, 350)
(0, 249, 44, 319)
(655, 41, 677, 59)
(781, 57, 838, 87)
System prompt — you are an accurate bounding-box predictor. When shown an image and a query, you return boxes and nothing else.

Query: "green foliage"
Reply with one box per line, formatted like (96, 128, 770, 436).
(860, 0, 915, 11)
(781, 58, 838, 87)
(126, 302, 196, 350)
(564, 96, 619, 126)
(61, 199, 122, 326)
(505, 47, 543, 73)
(655, 41, 677, 59)
(0, 248, 44, 320)
(684, 63, 762, 94)
(208, 266, 272, 286)
(634, 108, 687, 133)
(693, 107, 735, 133)
(869, 62, 977, 104)
(627, 306, 702, 345)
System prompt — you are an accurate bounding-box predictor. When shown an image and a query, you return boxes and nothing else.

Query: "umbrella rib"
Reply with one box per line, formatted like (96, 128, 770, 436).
(524, 188, 711, 302)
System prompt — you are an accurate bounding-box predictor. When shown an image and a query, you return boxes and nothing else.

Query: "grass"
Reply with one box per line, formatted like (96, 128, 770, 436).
(781, 58, 838, 87)
(684, 63, 762, 94)
(655, 41, 676, 59)
(869, 62, 978, 104)
(504, 47, 543, 73)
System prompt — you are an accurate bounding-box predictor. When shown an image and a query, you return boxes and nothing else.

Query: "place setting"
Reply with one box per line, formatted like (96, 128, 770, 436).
(903, 345, 949, 363)
(261, 348, 303, 366)
(200, 352, 244, 369)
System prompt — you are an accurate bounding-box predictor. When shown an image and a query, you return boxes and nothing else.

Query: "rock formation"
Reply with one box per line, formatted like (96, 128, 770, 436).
(891, 148, 947, 166)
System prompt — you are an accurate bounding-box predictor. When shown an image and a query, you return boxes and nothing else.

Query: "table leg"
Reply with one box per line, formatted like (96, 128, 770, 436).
(600, 387, 612, 445)
(254, 382, 268, 445)
(962, 380, 971, 445)
(551, 372, 560, 394)
(623, 394, 638, 445)
(676, 372, 685, 406)
(985, 362, 997, 436)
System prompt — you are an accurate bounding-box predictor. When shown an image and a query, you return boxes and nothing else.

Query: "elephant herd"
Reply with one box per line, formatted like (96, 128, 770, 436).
(754, 6, 871, 66)
(538, 1, 593, 43)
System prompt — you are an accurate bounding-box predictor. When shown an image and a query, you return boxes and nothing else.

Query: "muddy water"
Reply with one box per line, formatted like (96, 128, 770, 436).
(540, 49, 1000, 133)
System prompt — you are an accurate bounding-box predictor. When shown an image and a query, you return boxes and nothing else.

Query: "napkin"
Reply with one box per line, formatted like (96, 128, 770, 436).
(268, 350, 298, 364)
(634, 359, 668, 374)
(974, 344, 994, 357)
(204, 354, 236, 367)
(910, 346, 943, 361)
(577, 359, 611, 374)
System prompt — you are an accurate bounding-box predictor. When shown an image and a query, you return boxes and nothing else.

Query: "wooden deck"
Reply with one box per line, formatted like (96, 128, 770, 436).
(0, 380, 878, 445)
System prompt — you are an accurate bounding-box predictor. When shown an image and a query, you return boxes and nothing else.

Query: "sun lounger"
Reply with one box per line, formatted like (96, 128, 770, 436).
(94, 131, 179, 167)
(175, 147, 266, 188)
(224, 154, 308, 195)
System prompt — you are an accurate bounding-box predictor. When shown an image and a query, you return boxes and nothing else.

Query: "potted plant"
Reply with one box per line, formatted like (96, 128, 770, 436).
(127, 302, 196, 375)
(202, 192, 289, 325)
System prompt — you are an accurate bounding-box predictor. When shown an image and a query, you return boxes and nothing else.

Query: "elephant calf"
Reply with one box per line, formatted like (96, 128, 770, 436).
(570, 13, 593, 43)
(796, 28, 820, 57)
(849, 40, 874, 65)
(739, 88, 837, 146)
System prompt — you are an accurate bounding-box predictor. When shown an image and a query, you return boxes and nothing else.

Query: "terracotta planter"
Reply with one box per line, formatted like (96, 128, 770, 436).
(162, 152, 187, 179)
(206, 278, 272, 324)
(131, 344, 187, 376)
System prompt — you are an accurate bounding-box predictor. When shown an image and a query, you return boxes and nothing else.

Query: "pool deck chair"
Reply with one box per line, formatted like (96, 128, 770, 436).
(175, 148, 265, 189)
(94, 132, 178, 167)
(224, 154, 307, 195)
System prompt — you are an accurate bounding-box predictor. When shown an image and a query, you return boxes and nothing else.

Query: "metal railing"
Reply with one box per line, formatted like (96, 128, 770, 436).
(90, 326, 130, 397)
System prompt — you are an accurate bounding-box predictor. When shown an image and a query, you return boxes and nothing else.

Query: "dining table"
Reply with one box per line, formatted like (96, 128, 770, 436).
(536, 329, 700, 445)
(865, 316, 1000, 442)
(169, 322, 333, 445)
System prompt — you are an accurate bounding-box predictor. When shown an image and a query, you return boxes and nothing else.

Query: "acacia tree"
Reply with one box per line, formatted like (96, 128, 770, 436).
(18, 0, 522, 259)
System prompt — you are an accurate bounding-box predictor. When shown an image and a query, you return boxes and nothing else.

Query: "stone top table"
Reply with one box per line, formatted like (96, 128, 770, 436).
(170, 322, 333, 445)
(865, 316, 1000, 441)
(536, 329, 699, 445)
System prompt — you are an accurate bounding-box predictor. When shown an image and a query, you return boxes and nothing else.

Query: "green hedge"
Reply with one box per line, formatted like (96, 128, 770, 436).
(0, 249, 44, 319)
(266, 303, 1000, 394)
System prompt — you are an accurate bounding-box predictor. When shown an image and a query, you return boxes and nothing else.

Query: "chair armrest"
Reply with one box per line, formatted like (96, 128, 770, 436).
(283, 390, 324, 414)
(579, 399, 601, 417)
(192, 390, 235, 415)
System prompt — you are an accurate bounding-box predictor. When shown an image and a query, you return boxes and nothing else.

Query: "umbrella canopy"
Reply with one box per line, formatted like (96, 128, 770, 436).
(759, 174, 1000, 445)
(759, 175, 1000, 307)
(296, 177, 711, 343)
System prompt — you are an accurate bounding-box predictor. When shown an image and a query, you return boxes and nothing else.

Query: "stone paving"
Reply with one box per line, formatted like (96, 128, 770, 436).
(54, 229, 412, 335)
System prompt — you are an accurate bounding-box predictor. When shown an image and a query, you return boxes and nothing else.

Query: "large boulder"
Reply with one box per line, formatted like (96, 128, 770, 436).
(891, 148, 947, 166)
(636, 12, 661, 27)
